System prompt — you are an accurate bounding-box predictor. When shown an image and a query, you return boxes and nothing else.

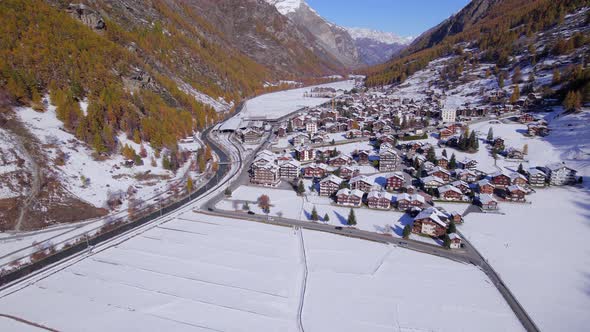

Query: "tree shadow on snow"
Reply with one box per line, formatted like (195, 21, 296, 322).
(334, 211, 348, 225)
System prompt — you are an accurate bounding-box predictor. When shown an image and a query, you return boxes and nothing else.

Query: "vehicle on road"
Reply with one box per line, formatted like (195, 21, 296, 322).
(247, 211, 255, 215)
(335, 226, 343, 230)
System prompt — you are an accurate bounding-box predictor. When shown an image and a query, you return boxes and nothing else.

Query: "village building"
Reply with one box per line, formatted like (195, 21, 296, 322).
(278, 160, 301, 180)
(456, 169, 478, 183)
(493, 138, 505, 151)
(436, 156, 449, 169)
(437, 185, 464, 201)
(379, 144, 399, 172)
(441, 109, 456, 123)
(328, 154, 352, 167)
(421, 175, 445, 189)
(339, 166, 360, 180)
(412, 207, 450, 237)
(477, 194, 498, 210)
(527, 168, 547, 187)
(510, 172, 528, 186)
(506, 148, 524, 160)
(350, 175, 374, 193)
(477, 179, 496, 194)
(395, 193, 425, 210)
(461, 158, 478, 170)
(542, 163, 578, 186)
(250, 163, 280, 186)
(295, 146, 315, 162)
(450, 180, 471, 194)
(336, 188, 364, 207)
(306, 121, 318, 135)
(366, 191, 393, 209)
(504, 185, 527, 202)
(490, 172, 511, 188)
(303, 163, 329, 178)
(319, 175, 343, 197)
(357, 150, 371, 164)
(386, 172, 405, 191)
(449, 233, 462, 249)
(241, 127, 263, 143)
(429, 167, 451, 182)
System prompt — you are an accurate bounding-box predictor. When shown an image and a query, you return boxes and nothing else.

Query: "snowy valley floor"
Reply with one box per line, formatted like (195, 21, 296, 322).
(0, 211, 521, 331)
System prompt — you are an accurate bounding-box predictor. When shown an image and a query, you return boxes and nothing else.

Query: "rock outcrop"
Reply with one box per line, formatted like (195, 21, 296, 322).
(66, 3, 106, 31)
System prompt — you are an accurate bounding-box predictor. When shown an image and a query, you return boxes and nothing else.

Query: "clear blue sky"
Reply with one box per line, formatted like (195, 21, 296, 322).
(306, 0, 470, 37)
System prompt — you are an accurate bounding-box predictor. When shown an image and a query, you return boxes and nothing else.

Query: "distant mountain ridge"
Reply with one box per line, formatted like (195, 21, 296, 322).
(346, 27, 414, 46)
(346, 27, 414, 66)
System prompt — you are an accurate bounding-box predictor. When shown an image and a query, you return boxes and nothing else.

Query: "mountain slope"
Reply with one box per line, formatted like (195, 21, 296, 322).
(366, 0, 590, 94)
(266, 0, 361, 68)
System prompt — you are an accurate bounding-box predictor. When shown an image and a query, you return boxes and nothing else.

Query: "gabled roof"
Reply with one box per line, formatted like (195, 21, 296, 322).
(350, 175, 372, 185)
(320, 174, 343, 185)
(414, 207, 449, 227)
(546, 162, 576, 172)
(507, 185, 525, 193)
(421, 175, 445, 185)
(438, 185, 463, 195)
(367, 190, 393, 201)
(478, 194, 497, 204)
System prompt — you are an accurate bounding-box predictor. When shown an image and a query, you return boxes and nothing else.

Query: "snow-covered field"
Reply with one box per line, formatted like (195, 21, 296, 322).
(460, 187, 590, 332)
(302, 230, 523, 332)
(239, 80, 355, 120)
(0, 211, 522, 331)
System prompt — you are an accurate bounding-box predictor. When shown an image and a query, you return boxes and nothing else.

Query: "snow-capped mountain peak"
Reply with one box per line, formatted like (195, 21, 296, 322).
(264, 0, 303, 15)
(346, 27, 414, 45)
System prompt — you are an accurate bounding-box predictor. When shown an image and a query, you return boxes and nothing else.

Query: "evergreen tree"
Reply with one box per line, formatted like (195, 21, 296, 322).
(403, 225, 412, 239)
(297, 181, 305, 196)
(224, 187, 232, 196)
(487, 127, 494, 142)
(447, 221, 456, 234)
(523, 144, 529, 155)
(449, 153, 457, 169)
(243, 201, 250, 211)
(347, 209, 357, 226)
(311, 206, 319, 221)
(287, 121, 293, 133)
(517, 163, 526, 175)
(468, 131, 477, 150)
(427, 147, 436, 163)
(442, 149, 448, 158)
(323, 213, 330, 222)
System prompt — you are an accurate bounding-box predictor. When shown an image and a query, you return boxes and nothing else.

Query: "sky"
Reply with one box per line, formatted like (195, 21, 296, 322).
(306, 0, 470, 37)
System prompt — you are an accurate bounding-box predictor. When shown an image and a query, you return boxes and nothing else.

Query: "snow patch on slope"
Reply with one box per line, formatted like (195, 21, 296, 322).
(265, 0, 302, 15)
